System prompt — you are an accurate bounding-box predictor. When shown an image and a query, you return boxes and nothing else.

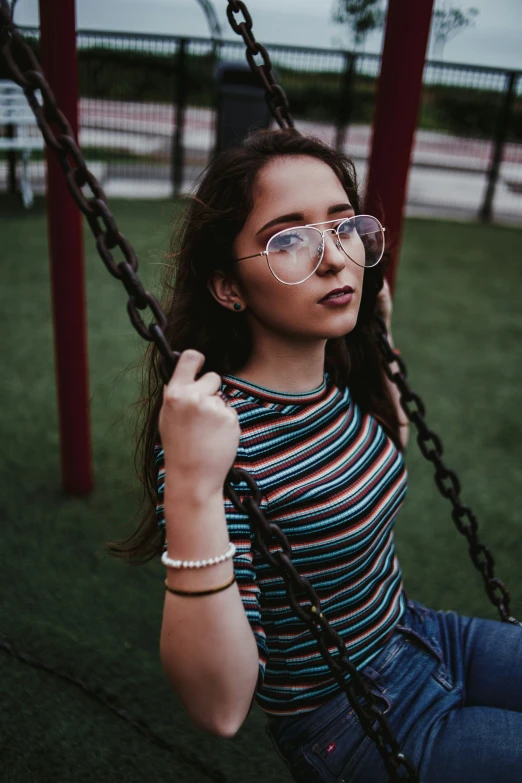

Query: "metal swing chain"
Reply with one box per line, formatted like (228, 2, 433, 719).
(374, 316, 521, 628)
(227, 470, 419, 783)
(0, 7, 418, 781)
(226, 0, 294, 129)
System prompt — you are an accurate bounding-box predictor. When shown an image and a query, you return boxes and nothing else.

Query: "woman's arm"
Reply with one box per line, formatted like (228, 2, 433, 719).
(160, 485, 260, 738)
(157, 350, 262, 738)
(375, 279, 410, 451)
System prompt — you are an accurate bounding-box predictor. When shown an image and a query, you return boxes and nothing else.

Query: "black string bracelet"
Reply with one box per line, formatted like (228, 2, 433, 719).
(164, 574, 237, 597)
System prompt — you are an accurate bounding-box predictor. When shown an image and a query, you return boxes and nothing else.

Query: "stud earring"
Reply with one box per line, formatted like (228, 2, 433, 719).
(233, 302, 242, 311)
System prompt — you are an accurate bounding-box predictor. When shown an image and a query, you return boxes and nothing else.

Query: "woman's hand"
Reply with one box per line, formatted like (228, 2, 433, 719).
(375, 276, 393, 334)
(158, 349, 241, 498)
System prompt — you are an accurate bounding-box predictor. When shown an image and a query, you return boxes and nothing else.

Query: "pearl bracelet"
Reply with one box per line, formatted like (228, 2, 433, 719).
(161, 541, 236, 569)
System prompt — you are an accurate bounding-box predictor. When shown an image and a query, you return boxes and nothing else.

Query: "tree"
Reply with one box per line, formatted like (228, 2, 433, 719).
(331, 0, 386, 52)
(430, 1, 479, 60)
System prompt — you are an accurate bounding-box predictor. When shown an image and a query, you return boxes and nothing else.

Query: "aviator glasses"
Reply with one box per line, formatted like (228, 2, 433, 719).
(234, 214, 385, 285)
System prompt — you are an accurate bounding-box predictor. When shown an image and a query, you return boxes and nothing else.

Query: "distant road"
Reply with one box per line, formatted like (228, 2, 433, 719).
(79, 98, 522, 175)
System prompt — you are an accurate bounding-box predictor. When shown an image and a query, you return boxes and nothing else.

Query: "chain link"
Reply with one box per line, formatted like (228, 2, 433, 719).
(1, 6, 519, 782)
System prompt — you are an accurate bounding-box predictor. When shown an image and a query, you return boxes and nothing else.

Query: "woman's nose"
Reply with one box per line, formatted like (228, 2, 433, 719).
(319, 230, 346, 271)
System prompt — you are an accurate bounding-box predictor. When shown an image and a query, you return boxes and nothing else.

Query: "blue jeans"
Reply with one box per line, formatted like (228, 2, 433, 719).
(265, 594, 522, 782)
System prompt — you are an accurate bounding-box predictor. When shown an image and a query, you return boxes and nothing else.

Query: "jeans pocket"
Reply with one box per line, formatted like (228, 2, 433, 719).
(297, 687, 387, 783)
(266, 691, 352, 761)
(302, 713, 371, 782)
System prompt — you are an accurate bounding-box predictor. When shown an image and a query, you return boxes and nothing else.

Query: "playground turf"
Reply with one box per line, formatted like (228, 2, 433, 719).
(1, 194, 521, 782)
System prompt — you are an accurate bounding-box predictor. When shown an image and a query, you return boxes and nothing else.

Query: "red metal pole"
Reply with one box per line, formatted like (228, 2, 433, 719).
(364, 0, 435, 294)
(38, 0, 93, 493)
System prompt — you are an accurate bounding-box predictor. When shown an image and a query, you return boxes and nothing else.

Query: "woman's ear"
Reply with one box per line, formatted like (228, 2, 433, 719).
(207, 270, 244, 311)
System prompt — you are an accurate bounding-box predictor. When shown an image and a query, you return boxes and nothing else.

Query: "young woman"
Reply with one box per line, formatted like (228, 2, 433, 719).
(110, 129, 522, 783)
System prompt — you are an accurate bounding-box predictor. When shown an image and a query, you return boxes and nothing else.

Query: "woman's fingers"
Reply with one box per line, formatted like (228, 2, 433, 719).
(158, 350, 239, 496)
(166, 349, 205, 390)
(163, 349, 224, 404)
(195, 370, 223, 396)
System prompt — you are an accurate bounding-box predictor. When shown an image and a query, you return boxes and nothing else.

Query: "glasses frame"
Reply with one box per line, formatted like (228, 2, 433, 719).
(234, 214, 386, 286)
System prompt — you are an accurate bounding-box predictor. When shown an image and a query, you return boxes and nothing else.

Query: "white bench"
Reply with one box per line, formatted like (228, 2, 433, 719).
(0, 79, 44, 207)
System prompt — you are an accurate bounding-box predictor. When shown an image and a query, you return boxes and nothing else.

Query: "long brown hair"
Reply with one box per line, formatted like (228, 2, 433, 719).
(107, 127, 400, 565)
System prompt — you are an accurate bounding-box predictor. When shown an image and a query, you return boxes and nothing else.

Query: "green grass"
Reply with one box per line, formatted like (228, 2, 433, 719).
(1, 195, 521, 781)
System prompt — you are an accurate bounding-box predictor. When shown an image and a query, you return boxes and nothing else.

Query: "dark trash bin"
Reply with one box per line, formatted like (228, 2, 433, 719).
(214, 61, 271, 153)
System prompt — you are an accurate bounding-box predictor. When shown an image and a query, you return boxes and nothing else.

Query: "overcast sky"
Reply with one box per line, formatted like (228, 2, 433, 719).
(13, 0, 522, 70)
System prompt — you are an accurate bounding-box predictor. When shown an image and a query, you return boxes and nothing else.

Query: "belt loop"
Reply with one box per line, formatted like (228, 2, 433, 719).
(399, 626, 443, 667)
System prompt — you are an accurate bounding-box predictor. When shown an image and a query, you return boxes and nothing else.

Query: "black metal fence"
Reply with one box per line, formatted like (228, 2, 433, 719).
(1, 27, 521, 222)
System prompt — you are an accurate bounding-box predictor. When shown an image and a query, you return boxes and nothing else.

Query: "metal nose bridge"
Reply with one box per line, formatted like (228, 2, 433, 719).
(318, 227, 343, 253)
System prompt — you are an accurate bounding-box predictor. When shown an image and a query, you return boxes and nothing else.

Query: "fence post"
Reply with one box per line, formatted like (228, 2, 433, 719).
(335, 52, 355, 153)
(172, 38, 188, 197)
(479, 71, 517, 223)
(6, 122, 16, 193)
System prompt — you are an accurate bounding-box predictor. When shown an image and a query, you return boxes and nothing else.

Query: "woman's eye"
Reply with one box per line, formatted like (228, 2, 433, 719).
(338, 219, 355, 237)
(271, 231, 302, 250)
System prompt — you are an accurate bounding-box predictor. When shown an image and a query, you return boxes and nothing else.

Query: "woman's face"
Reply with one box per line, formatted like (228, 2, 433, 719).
(213, 154, 365, 343)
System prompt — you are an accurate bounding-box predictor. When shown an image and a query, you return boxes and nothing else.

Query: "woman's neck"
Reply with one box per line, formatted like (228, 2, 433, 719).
(232, 328, 328, 394)
(232, 362, 325, 394)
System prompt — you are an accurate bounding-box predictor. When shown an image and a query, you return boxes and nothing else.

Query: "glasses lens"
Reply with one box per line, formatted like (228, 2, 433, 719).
(338, 216, 384, 268)
(266, 227, 321, 284)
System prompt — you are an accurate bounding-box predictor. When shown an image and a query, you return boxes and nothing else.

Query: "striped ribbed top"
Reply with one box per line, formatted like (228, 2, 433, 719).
(155, 370, 408, 717)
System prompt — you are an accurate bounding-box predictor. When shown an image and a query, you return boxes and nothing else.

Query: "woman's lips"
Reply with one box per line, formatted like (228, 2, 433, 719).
(318, 285, 354, 303)
(319, 292, 353, 306)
